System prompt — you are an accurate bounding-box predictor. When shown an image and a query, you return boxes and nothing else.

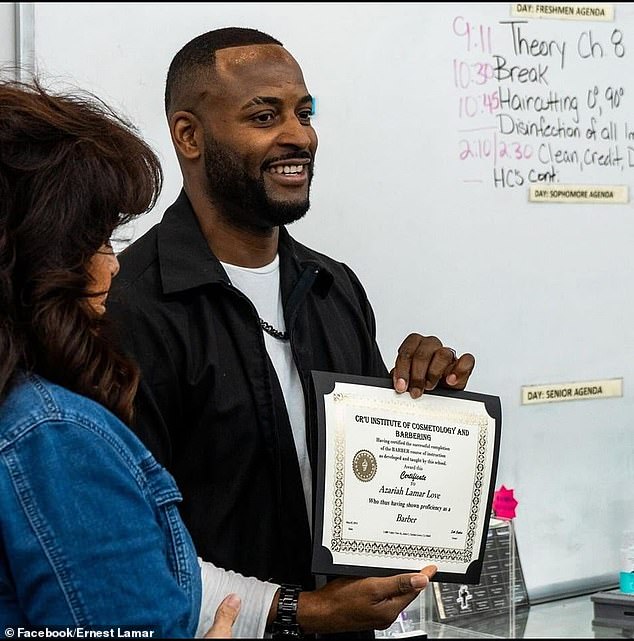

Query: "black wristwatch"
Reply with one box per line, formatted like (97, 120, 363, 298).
(270, 583, 303, 639)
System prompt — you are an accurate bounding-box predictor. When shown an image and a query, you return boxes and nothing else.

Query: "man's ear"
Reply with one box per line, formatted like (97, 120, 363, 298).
(170, 110, 202, 160)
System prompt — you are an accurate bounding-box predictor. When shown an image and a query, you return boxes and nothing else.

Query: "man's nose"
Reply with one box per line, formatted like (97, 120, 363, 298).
(276, 114, 313, 149)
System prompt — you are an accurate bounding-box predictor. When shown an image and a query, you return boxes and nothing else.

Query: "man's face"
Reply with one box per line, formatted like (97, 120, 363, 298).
(201, 44, 318, 232)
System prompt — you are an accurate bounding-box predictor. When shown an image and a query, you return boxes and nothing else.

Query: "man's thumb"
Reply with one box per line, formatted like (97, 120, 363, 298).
(397, 564, 438, 593)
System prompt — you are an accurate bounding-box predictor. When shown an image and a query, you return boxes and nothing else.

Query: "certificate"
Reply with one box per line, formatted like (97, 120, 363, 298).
(311, 372, 501, 584)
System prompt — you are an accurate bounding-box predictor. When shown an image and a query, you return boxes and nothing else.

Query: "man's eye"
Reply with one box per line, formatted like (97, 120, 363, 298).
(298, 110, 312, 122)
(253, 112, 275, 124)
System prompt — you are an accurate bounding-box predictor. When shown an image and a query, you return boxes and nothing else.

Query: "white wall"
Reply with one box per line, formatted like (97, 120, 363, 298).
(30, 2, 634, 601)
(0, 3, 15, 69)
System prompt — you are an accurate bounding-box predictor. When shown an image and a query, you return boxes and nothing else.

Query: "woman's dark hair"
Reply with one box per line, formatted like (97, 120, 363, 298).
(0, 78, 162, 423)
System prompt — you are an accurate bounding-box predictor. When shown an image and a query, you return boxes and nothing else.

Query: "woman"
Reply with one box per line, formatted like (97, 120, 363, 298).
(0, 78, 435, 637)
(0, 78, 245, 637)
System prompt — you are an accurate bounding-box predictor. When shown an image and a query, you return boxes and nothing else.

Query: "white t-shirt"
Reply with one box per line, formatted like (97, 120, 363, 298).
(221, 256, 313, 527)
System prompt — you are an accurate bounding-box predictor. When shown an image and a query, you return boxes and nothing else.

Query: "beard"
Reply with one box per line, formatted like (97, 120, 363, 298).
(203, 133, 313, 233)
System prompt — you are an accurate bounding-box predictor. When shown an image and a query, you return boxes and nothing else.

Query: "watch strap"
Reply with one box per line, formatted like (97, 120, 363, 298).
(271, 583, 303, 638)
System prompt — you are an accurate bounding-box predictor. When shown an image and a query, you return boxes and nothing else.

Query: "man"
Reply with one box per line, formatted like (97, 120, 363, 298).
(110, 26, 474, 632)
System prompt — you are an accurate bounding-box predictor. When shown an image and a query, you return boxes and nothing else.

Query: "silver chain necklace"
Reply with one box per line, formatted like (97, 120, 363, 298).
(258, 318, 289, 341)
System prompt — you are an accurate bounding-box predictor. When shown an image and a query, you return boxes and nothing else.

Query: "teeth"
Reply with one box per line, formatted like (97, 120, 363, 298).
(269, 165, 305, 175)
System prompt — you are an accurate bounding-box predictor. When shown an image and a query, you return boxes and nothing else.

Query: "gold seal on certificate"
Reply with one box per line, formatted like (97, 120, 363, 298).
(352, 450, 377, 482)
(311, 372, 502, 585)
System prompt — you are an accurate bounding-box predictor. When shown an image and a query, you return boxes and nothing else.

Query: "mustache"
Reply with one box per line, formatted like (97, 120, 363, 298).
(262, 151, 313, 170)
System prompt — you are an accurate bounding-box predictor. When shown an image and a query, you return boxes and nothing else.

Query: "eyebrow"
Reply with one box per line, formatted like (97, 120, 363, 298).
(242, 94, 313, 110)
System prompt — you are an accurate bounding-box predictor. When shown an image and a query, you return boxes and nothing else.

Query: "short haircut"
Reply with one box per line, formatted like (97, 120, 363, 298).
(165, 27, 283, 115)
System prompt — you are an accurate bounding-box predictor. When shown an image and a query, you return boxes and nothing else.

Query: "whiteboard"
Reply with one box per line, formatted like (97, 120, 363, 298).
(30, 2, 634, 601)
(0, 3, 15, 68)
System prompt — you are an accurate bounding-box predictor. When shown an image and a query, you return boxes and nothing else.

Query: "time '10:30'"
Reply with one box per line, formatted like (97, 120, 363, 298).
(453, 59, 496, 88)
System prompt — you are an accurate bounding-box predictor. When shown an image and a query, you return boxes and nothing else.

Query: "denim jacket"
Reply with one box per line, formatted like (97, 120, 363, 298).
(0, 374, 201, 636)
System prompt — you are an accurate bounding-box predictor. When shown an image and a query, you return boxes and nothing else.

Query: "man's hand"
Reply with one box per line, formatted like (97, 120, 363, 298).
(204, 593, 241, 638)
(297, 565, 437, 634)
(392, 334, 475, 398)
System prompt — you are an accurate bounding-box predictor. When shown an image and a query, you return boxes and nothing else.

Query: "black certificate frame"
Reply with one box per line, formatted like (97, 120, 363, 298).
(311, 371, 502, 584)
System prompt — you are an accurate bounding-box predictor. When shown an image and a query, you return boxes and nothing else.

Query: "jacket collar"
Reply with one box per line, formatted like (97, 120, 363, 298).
(157, 191, 228, 294)
(157, 190, 332, 297)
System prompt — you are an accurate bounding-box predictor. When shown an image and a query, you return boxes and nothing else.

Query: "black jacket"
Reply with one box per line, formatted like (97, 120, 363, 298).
(109, 191, 389, 589)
